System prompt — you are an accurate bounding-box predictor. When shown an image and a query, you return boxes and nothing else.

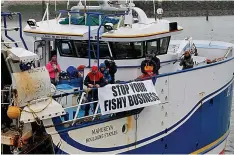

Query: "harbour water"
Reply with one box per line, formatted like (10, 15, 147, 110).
(2, 12, 234, 153)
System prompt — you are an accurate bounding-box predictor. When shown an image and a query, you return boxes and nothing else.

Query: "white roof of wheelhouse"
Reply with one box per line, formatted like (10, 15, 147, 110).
(24, 6, 183, 42)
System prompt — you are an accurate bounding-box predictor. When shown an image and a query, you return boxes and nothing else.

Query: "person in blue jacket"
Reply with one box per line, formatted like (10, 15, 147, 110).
(99, 63, 112, 84)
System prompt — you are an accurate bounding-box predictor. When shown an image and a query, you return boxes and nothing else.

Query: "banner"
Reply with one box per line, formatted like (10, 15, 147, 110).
(98, 80, 161, 115)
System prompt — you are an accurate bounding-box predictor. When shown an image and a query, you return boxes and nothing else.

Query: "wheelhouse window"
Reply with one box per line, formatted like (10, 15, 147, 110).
(160, 37, 170, 55)
(74, 41, 111, 59)
(56, 38, 170, 59)
(56, 40, 76, 57)
(109, 42, 144, 59)
(146, 36, 171, 55)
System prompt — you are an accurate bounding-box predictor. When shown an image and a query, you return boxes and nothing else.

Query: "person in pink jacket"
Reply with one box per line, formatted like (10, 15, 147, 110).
(46, 55, 61, 85)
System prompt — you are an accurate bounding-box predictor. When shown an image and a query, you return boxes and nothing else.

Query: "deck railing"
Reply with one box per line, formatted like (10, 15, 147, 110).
(1, 12, 28, 50)
(53, 75, 156, 125)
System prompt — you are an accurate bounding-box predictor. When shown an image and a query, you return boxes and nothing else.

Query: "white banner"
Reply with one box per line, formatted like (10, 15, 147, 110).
(98, 80, 161, 115)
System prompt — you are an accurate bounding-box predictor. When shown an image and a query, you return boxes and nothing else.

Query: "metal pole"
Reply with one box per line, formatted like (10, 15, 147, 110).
(158, 0, 162, 20)
(97, 16, 107, 69)
(42, 0, 45, 17)
(46, 3, 49, 21)
(3, 15, 18, 47)
(88, 14, 91, 67)
(153, 0, 156, 21)
(206, 1, 209, 21)
(18, 13, 28, 50)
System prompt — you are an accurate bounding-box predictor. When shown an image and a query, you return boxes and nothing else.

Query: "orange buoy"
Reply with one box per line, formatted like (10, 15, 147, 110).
(7, 106, 21, 119)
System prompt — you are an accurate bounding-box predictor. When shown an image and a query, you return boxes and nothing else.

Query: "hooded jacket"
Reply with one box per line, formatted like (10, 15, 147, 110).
(99, 63, 112, 83)
(84, 71, 106, 87)
(104, 60, 117, 75)
(179, 55, 194, 70)
(46, 61, 61, 79)
(141, 60, 157, 74)
(151, 56, 161, 75)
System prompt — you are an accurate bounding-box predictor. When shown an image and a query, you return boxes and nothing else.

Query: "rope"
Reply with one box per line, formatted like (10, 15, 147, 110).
(21, 96, 52, 113)
(14, 96, 53, 125)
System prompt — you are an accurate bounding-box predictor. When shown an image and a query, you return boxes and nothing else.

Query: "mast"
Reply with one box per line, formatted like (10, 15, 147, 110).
(153, 0, 156, 21)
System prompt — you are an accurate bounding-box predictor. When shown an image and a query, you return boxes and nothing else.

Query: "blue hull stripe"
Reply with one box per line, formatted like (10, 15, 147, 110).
(53, 77, 233, 153)
(200, 131, 229, 154)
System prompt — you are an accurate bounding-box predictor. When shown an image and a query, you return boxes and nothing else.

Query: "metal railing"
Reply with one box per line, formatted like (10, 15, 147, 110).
(42, 3, 50, 22)
(1, 12, 28, 50)
(56, 10, 126, 68)
(53, 75, 156, 125)
(1, 85, 11, 105)
(224, 47, 233, 58)
(54, 88, 101, 126)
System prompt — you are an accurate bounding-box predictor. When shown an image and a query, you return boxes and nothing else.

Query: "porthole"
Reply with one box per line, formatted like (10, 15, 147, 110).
(122, 124, 128, 134)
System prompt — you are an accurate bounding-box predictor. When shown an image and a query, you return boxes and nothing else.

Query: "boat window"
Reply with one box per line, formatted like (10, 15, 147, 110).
(74, 41, 111, 59)
(159, 37, 170, 55)
(146, 36, 171, 55)
(146, 40, 158, 53)
(74, 41, 91, 58)
(109, 42, 144, 59)
(56, 40, 77, 57)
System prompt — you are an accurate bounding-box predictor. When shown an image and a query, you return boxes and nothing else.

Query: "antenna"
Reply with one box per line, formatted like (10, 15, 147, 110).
(67, 0, 70, 10)
(153, 0, 156, 21)
(157, 0, 163, 20)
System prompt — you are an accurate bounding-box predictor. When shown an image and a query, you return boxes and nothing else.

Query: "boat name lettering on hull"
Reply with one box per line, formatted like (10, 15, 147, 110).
(42, 34, 71, 40)
(86, 125, 118, 143)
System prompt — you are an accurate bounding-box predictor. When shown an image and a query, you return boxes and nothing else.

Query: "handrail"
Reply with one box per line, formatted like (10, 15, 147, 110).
(54, 55, 234, 100)
(2, 15, 18, 47)
(1, 12, 28, 50)
(53, 77, 154, 100)
(72, 92, 85, 125)
(55, 10, 125, 66)
(42, 3, 49, 22)
(55, 89, 101, 126)
(1, 41, 21, 44)
(17, 12, 28, 50)
(224, 47, 233, 58)
(94, 12, 126, 68)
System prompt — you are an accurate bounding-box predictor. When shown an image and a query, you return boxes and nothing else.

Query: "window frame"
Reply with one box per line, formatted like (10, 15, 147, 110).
(56, 40, 77, 57)
(146, 36, 171, 56)
(109, 41, 145, 60)
(159, 36, 171, 55)
(73, 40, 111, 59)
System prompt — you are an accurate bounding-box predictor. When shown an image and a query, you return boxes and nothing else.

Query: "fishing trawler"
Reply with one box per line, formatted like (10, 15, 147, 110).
(1, 0, 234, 154)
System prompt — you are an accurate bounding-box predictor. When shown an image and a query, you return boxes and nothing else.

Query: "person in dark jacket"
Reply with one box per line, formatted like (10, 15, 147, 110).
(180, 50, 194, 70)
(138, 54, 157, 80)
(104, 58, 117, 84)
(151, 53, 161, 75)
(84, 66, 106, 116)
(99, 63, 111, 84)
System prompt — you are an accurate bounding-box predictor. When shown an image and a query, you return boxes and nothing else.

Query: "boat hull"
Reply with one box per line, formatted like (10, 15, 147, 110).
(43, 52, 234, 154)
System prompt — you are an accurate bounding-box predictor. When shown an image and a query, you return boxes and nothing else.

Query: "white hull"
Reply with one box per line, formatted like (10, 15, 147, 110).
(42, 40, 234, 154)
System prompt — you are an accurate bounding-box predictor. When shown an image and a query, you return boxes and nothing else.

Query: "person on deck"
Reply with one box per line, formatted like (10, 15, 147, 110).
(84, 66, 106, 116)
(138, 54, 157, 80)
(99, 63, 112, 84)
(151, 52, 161, 75)
(179, 50, 194, 70)
(104, 58, 117, 84)
(77, 65, 86, 78)
(46, 55, 61, 85)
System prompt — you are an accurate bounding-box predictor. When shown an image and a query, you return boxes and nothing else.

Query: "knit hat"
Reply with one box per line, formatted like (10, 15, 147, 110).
(77, 65, 86, 71)
(99, 63, 106, 68)
(91, 66, 98, 72)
